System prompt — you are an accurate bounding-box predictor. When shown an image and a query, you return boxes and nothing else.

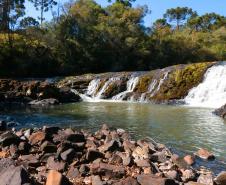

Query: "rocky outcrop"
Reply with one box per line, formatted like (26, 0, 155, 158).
(58, 62, 215, 102)
(0, 124, 223, 185)
(213, 104, 226, 118)
(0, 79, 81, 105)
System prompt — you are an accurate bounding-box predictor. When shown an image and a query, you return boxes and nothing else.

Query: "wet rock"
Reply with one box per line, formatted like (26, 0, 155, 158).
(195, 148, 215, 160)
(213, 104, 226, 118)
(197, 174, 214, 185)
(215, 171, 226, 185)
(184, 155, 195, 165)
(86, 149, 104, 162)
(40, 141, 57, 153)
(0, 120, 7, 131)
(0, 165, 31, 185)
(91, 175, 103, 185)
(29, 131, 46, 145)
(60, 148, 76, 162)
(46, 170, 70, 185)
(58, 88, 81, 103)
(29, 98, 59, 106)
(7, 121, 18, 128)
(0, 131, 20, 147)
(137, 174, 178, 185)
(47, 156, 66, 172)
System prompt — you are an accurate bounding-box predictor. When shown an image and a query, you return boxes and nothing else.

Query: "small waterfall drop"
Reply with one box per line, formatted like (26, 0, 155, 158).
(184, 62, 226, 108)
(86, 79, 102, 97)
(112, 77, 139, 101)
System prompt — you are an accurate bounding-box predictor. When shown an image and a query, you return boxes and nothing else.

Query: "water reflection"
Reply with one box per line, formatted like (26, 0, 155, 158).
(0, 102, 226, 162)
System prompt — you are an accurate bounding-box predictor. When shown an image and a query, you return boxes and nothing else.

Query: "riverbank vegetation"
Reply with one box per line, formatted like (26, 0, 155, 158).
(0, 0, 225, 77)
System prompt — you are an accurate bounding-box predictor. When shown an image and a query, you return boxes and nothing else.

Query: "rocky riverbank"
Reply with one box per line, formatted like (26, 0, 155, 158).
(0, 124, 225, 185)
(0, 79, 81, 106)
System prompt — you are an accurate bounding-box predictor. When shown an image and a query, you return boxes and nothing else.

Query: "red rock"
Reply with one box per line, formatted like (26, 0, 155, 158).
(134, 159, 150, 167)
(215, 171, 226, 185)
(196, 148, 215, 160)
(115, 177, 139, 185)
(86, 149, 104, 162)
(29, 131, 45, 145)
(137, 174, 178, 185)
(46, 170, 70, 185)
(184, 155, 195, 165)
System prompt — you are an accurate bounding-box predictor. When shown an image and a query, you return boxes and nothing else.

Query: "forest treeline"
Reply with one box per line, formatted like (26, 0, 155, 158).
(0, 0, 226, 77)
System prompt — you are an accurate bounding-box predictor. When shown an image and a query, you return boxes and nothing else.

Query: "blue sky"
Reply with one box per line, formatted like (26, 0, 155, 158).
(26, 0, 226, 26)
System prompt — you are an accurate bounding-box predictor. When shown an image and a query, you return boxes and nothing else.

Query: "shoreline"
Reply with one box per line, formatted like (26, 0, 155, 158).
(0, 124, 225, 185)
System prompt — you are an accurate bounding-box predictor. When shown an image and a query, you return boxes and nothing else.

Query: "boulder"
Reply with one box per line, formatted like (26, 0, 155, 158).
(29, 131, 46, 145)
(115, 177, 139, 185)
(47, 156, 66, 172)
(195, 148, 215, 160)
(0, 165, 31, 185)
(86, 149, 104, 162)
(197, 174, 214, 185)
(0, 120, 7, 131)
(91, 175, 103, 185)
(214, 171, 226, 185)
(0, 131, 20, 147)
(46, 170, 70, 185)
(137, 174, 178, 185)
(0, 158, 15, 173)
(39, 141, 57, 153)
(60, 148, 76, 162)
(213, 104, 226, 118)
(28, 98, 59, 106)
(184, 155, 195, 165)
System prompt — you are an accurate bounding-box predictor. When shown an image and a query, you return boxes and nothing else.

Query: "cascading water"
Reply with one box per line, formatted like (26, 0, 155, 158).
(112, 77, 140, 101)
(86, 79, 102, 97)
(96, 77, 121, 99)
(184, 62, 226, 108)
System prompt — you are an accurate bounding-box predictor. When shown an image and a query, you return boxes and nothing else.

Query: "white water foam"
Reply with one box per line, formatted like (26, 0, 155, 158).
(184, 62, 226, 108)
(112, 77, 140, 101)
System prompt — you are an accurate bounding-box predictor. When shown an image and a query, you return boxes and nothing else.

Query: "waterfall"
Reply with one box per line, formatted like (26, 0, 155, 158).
(184, 62, 226, 108)
(86, 79, 102, 97)
(112, 77, 139, 101)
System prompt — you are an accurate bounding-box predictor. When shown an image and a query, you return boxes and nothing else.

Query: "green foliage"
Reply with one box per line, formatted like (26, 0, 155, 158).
(0, 1, 225, 77)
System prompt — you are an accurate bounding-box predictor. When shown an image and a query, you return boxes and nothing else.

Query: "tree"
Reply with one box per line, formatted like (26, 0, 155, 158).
(29, 0, 57, 25)
(107, 0, 135, 7)
(164, 7, 197, 30)
(20, 16, 39, 29)
(0, 0, 25, 31)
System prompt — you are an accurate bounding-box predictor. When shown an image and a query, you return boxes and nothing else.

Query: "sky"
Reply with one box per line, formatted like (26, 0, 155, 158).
(26, 0, 226, 26)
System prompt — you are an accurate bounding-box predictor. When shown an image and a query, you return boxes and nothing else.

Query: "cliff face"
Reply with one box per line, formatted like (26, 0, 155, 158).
(58, 62, 215, 102)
